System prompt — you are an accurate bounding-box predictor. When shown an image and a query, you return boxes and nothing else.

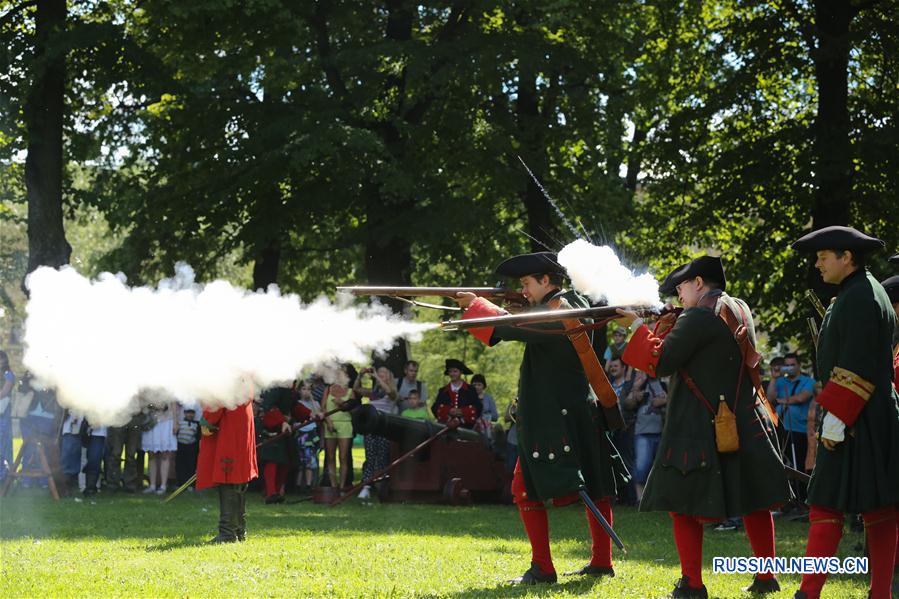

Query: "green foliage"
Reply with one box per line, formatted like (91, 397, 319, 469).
(0, 490, 871, 597)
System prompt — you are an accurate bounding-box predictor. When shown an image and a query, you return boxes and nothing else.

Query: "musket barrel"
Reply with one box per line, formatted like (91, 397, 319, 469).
(337, 286, 511, 297)
(441, 305, 659, 330)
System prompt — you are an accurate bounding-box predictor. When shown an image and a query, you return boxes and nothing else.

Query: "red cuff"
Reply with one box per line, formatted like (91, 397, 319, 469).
(462, 297, 506, 345)
(291, 403, 311, 423)
(621, 323, 663, 378)
(816, 380, 867, 427)
(262, 409, 286, 431)
(436, 404, 450, 423)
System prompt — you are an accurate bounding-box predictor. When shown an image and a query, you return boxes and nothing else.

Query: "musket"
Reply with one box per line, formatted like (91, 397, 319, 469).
(336, 285, 529, 312)
(440, 305, 660, 331)
(805, 290, 826, 319)
(807, 317, 819, 349)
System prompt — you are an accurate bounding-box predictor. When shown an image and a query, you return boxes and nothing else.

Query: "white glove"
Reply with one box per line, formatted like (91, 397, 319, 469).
(821, 412, 846, 443)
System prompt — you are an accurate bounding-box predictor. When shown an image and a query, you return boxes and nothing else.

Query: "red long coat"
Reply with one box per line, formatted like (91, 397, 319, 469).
(196, 401, 258, 490)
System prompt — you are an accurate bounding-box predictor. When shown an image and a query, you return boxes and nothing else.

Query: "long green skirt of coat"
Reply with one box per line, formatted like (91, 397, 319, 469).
(257, 387, 296, 466)
(639, 294, 789, 519)
(489, 288, 629, 502)
(808, 270, 899, 514)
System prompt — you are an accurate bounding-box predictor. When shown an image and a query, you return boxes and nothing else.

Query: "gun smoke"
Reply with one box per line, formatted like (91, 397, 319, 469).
(558, 239, 662, 307)
(23, 264, 434, 426)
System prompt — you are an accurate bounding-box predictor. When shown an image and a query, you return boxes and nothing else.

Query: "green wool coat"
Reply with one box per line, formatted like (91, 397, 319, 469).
(489, 288, 628, 502)
(808, 269, 899, 513)
(256, 387, 296, 466)
(638, 292, 789, 519)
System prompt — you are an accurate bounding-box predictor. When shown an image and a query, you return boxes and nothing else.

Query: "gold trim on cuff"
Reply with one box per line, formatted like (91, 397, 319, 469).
(829, 366, 874, 401)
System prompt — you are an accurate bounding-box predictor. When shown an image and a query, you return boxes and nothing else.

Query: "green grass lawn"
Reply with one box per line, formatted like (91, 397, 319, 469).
(0, 486, 870, 598)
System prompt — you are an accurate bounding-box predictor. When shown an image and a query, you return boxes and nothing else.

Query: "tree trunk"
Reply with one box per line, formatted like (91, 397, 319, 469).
(363, 187, 412, 374)
(251, 238, 281, 291)
(516, 66, 557, 252)
(807, 0, 853, 297)
(24, 0, 70, 292)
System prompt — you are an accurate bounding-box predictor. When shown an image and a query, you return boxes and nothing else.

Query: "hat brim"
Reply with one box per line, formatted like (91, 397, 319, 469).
(495, 252, 566, 278)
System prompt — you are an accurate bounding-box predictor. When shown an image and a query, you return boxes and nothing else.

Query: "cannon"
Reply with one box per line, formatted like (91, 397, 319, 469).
(351, 405, 512, 504)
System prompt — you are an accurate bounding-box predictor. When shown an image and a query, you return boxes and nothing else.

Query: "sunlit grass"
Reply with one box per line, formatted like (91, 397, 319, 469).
(0, 486, 870, 598)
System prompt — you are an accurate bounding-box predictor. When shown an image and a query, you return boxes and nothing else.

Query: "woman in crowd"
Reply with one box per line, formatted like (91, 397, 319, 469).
(471, 373, 498, 440)
(624, 370, 667, 502)
(141, 402, 178, 494)
(295, 380, 322, 492)
(321, 365, 356, 490)
(354, 366, 397, 499)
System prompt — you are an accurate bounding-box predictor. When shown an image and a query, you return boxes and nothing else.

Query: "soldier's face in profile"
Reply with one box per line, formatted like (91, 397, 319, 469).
(815, 250, 854, 285)
(519, 275, 552, 305)
(676, 278, 702, 308)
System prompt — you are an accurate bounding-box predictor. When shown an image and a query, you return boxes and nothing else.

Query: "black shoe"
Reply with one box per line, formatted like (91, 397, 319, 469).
(509, 562, 557, 585)
(712, 518, 740, 532)
(264, 494, 280, 504)
(743, 576, 780, 594)
(207, 534, 238, 544)
(564, 564, 615, 577)
(670, 576, 708, 598)
(792, 592, 807, 599)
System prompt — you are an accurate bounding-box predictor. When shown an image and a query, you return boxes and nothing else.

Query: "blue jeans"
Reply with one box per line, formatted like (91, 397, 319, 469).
(61, 434, 105, 477)
(0, 410, 12, 480)
(633, 433, 661, 484)
(61, 434, 83, 475)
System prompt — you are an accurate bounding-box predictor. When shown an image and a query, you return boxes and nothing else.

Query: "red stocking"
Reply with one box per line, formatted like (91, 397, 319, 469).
(275, 463, 289, 494)
(863, 506, 897, 599)
(670, 512, 704, 589)
(742, 510, 776, 580)
(263, 462, 279, 497)
(585, 497, 613, 568)
(518, 502, 555, 574)
(799, 505, 844, 599)
(511, 459, 554, 574)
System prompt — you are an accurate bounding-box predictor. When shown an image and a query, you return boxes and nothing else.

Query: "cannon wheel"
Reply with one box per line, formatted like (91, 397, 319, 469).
(442, 477, 471, 505)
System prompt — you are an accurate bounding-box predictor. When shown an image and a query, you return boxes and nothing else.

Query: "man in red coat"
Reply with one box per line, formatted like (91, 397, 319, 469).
(197, 401, 258, 543)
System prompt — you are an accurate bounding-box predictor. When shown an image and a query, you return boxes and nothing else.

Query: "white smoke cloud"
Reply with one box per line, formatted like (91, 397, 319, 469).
(23, 264, 434, 426)
(558, 239, 662, 307)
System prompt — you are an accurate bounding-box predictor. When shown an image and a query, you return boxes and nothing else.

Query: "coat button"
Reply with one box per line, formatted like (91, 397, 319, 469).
(532, 451, 539, 458)
(548, 453, 555, 460)
(700, 461, 707, 467)
(563, 445, 571, 452)
(561, 409, 568, 415)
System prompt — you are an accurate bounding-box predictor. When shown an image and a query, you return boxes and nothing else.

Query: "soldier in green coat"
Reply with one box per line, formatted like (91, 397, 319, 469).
(257, 386, 307, 504)
(617, 256, 788, 598)
(455, 251, 628, 585)
(790, 226, 899, 599)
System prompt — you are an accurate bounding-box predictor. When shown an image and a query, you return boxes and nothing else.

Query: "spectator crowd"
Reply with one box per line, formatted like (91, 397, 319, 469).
(0, 331, 842, 514)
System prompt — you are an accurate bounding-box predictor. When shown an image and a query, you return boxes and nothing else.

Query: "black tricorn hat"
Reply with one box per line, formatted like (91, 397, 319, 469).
(658, 262, 688, 296)
(495, 251, 566, 278)
(791, 226, 884, 254)
(890, 253, 899, 265)
(444, 358, 473, 375)
(660, 256, 726, 294)
(881, 275, 899, 304)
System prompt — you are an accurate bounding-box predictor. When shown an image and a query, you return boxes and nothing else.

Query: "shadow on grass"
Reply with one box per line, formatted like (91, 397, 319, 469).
(419, 574, 616, 598)
(1, 489, 646, 544)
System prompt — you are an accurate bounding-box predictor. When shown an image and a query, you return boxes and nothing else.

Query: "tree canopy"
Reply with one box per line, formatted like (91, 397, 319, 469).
(2, 0, 898, 368)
